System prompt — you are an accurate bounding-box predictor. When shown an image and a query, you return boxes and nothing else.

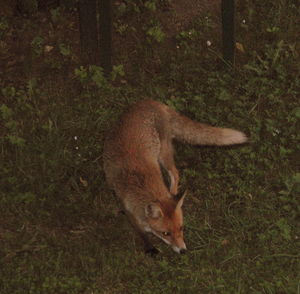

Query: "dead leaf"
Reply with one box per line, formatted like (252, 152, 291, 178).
(221, 239, 229, 246)
(79, 177, 88, 187)
(236, 42, 245, 53)
(44, 45, 54, 53)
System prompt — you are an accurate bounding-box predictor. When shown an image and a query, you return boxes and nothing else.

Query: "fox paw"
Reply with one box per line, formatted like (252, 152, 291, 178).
(145, 247, 160, 256)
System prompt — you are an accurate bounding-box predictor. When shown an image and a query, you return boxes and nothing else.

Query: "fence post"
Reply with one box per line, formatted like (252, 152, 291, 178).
(79, 0, 99, 65)
(221, 0, 235, 65)
(99, 0, 112, 76)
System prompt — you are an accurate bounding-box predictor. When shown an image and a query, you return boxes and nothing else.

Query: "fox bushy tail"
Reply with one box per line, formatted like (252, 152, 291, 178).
(168, 108, 247, 146)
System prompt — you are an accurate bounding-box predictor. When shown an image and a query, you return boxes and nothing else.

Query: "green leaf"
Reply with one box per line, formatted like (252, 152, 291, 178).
(0, 104, 13, 120)
(292, 173, 300, 183)
(111, 64, 125, 81)
(90, 66, 106, 88)
(147, 25, 165, 43)
(8, 135, 26, 146)
(276, 218, 291, 241)
(31, 36, 44, 55)
(294, 107, 300, 119)
(218, 89, 231, 101)
(145, 1, 156, 11)
(50, 7, 61, 23)
(59, 43, 71, 56)
(17, 192, 36, 204)
(74, 66, 88, 83)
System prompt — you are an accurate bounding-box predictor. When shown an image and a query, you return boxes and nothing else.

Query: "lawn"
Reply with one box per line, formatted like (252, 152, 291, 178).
(0, 1, 299, 293)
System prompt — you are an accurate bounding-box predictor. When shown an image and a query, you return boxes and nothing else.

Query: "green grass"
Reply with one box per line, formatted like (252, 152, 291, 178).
(1, 1, 300, 293)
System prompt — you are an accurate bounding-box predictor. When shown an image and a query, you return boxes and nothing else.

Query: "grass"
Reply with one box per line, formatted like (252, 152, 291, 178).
(1, 1, 300, 293)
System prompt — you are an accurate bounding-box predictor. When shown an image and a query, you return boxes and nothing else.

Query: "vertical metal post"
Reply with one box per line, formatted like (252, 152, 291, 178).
(99, 0, 112, 76)
(222, 0, 235, 65)
(79, 0, 99, 65)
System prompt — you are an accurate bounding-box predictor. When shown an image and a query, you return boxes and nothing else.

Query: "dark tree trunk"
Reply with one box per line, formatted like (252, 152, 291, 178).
(79, 0, 99, 65)
(99, 0, 112, 76)
(221, 0, 235, 65)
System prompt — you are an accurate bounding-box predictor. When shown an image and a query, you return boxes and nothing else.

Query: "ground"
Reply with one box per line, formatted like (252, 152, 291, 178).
(0, 1, 299, 293)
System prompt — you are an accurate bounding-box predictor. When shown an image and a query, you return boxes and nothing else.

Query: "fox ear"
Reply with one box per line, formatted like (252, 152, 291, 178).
(145, 202, 163, 219)
(176, 190, 187, 210)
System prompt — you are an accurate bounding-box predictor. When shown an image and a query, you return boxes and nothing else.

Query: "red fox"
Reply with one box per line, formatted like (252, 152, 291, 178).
(103, 100, 247, 254)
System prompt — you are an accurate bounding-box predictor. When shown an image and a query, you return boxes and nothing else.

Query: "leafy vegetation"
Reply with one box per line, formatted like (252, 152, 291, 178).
(1, 1, 299, 293)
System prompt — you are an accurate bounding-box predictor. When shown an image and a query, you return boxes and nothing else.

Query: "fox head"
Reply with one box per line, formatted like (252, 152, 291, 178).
(145, 193, 186, 254)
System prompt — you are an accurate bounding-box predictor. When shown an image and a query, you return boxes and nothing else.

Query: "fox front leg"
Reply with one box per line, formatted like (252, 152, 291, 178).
(125, 210, 159, 255)
(138, 231, 160, 255)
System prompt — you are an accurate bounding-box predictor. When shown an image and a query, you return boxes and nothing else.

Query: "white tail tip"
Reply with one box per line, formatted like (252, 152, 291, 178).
(221, 128, 248, 145)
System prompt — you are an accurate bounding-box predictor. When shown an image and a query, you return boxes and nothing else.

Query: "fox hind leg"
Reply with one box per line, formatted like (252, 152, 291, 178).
(167, 168, 179, 195)
(159, 141, 179, 195)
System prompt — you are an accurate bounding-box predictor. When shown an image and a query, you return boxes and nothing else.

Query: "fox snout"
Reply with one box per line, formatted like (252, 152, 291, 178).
(150, 228, 187, 254)
(172, 242, 187, 254)
(171, 232, 187, 254)
(145, 194, 187, 254)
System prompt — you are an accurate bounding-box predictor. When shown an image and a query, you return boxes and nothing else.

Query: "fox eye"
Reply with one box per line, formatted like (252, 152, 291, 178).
(162, 231, 171, 236)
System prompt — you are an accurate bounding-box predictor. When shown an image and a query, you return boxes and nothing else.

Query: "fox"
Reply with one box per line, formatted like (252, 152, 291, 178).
(103, 100, 247, 254)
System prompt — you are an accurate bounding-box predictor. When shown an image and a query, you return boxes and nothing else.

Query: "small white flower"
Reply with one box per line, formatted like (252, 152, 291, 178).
(206, 40, 212, 47)
(242, 19, 246, 24)
(75, 146, 79, 150)
(272, 129, 280, 136)
(74, 136, 78, 140)
(176, 45, 180, 49)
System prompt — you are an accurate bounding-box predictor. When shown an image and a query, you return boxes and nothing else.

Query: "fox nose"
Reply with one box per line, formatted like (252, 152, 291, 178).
(179, 248, 187, 254)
